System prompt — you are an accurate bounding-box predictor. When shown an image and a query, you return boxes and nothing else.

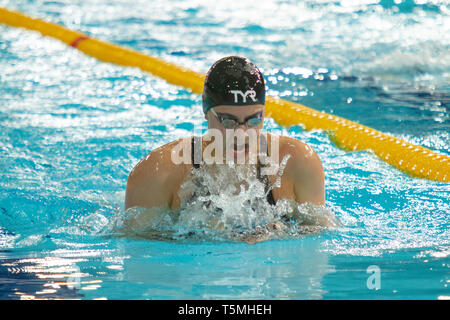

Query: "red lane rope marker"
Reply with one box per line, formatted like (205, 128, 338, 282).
(70, 35, 89, 48)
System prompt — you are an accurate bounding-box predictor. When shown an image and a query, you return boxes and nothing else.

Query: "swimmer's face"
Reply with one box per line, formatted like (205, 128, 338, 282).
(206, 104, 265, 160)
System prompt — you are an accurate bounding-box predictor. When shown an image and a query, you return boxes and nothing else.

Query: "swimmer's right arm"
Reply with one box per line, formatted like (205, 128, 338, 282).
(125, 147, 175, 210)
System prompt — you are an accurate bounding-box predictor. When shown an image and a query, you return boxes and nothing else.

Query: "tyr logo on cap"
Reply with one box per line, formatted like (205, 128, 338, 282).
(230, 90, 257, 103)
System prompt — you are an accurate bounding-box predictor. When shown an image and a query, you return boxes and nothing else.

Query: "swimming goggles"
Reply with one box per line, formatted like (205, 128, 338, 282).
(210, 109, 263, 129)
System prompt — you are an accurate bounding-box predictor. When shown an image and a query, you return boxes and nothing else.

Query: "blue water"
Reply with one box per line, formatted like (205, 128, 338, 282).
(0, 0, 449, 299)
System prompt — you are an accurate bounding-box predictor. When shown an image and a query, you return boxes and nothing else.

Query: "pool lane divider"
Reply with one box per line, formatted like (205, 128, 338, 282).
(1, 7, 449, 183)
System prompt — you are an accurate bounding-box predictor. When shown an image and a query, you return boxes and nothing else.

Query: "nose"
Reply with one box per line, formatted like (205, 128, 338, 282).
(233, 126, 249, 145)
(234, 125, 248, 138)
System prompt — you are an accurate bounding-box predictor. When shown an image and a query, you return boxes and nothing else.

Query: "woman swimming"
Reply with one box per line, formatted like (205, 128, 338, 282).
(122, 56, 333, 242)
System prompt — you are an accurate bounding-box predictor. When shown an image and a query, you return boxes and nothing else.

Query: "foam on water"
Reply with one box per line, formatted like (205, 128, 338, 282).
(348, 40, 450, 88)
(110, 158, 339, 244)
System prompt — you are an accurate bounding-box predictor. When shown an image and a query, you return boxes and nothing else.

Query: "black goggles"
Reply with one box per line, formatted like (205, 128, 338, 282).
(211, 109, 263, 129)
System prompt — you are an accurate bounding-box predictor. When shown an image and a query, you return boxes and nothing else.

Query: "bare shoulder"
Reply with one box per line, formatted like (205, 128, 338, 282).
(127, 139, 181, 185)
(125, 138, 190, 209)
(275, 134, 325, 205)
(271, 134, 322, 170)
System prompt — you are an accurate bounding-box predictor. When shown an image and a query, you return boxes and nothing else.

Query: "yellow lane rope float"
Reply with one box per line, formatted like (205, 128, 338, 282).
(1, 7, 449, 182)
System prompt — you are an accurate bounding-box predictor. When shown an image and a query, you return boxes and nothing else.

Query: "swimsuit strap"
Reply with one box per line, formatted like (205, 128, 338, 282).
(257, 134, 276, 206)
(191, 135, 202, 169)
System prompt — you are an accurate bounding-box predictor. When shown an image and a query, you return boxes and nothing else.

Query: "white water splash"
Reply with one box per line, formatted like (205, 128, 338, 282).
(112, 157, 339, 243)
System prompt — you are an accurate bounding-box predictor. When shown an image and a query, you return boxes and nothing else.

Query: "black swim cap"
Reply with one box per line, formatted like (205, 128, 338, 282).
(202, 56, 265, 114)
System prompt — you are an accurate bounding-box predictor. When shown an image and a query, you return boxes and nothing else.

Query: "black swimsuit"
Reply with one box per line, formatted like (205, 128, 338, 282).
(191, 135, 276, 206)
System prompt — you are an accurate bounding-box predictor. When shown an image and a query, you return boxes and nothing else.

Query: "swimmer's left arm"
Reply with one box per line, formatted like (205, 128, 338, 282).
(285, 139, 325, 206)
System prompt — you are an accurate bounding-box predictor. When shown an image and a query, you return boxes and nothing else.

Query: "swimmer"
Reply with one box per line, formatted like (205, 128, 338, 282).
(124, 56, 329, 241)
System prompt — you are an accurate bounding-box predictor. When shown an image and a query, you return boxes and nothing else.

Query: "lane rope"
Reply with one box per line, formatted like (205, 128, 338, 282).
(1, 7, 448, 182)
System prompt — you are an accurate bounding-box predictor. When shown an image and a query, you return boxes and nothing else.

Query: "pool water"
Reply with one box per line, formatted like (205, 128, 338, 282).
(0, 0, 449, 299)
